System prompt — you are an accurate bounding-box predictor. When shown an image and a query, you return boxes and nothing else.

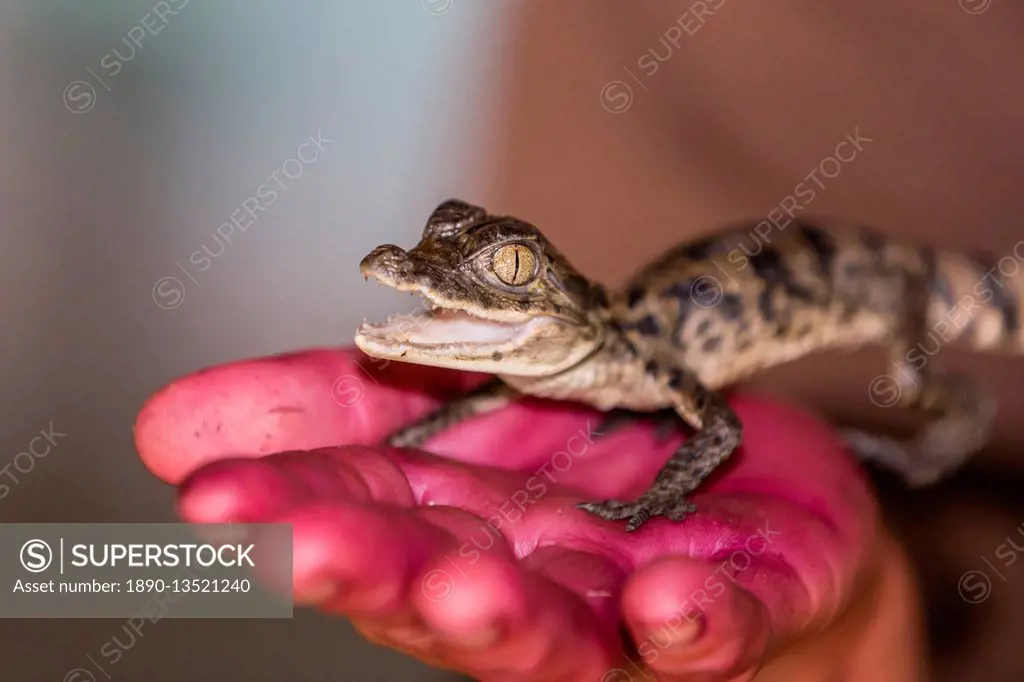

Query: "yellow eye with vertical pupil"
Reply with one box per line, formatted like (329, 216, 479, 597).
(492, 244, 536, 286)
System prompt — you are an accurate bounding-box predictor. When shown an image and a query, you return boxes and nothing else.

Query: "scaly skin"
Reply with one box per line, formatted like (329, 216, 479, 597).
(355, 199, 1019, 532)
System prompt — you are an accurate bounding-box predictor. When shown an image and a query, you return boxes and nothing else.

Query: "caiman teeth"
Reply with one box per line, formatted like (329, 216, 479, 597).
(360, 270, 498, 323)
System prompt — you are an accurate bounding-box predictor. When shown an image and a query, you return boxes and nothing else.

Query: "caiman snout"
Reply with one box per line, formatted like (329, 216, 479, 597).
(359, 244, 413, 280)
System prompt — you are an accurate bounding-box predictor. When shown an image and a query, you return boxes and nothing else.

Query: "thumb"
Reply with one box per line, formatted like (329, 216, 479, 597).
(619, 556, 771, 682)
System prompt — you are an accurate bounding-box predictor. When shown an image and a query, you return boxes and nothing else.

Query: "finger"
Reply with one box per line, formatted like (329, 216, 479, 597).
(134, 344, 679, 489)
(410, 550, 621, 681)
(211, 481, 623, 681)
(134, 347, 486, 483)
(619, 556, 771, 681)
(175, 445, 416, 523)
(176, 449, 475, 621)
(518, 545, 630, 626)
(177, 441, 631, 645)
(587, 395, 878, 678)
(282, 502, 461, 615)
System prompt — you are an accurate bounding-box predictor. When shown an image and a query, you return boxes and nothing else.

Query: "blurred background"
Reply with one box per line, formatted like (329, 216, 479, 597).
(1, 0, 1023, 680)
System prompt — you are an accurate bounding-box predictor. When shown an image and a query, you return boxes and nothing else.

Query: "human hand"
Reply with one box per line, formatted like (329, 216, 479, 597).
(134, 348, 925, 682)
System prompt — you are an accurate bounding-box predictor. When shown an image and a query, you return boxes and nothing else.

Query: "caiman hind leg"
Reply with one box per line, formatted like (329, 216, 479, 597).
(844, 368, 996, 487)
(578, 378, 743, 532)
(841, 270, 997, 486)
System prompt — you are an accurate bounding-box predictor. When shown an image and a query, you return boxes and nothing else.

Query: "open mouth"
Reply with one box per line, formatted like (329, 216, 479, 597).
(355, 279, 532, 351)
(357, 304, 527, 347)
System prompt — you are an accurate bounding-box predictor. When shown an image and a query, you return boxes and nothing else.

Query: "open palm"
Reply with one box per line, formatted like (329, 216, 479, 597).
(134, 348, 923, 682)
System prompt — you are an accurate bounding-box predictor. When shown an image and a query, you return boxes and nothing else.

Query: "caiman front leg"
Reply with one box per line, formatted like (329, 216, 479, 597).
(578, 372, 743, 532)
(385, 378, 518, 448)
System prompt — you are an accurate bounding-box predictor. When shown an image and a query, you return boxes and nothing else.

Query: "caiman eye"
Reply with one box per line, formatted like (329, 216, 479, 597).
(492, 244, 536, 286)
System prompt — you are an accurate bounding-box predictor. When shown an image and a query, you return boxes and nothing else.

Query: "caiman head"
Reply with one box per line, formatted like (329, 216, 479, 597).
(355, 199, 607, 376)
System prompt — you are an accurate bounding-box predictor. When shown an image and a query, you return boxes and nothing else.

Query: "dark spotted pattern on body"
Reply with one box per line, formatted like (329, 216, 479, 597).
(360, 200, 1024, 532)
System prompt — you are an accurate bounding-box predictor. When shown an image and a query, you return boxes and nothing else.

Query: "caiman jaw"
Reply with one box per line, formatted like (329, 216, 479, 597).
(354, 292, 540, 358)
